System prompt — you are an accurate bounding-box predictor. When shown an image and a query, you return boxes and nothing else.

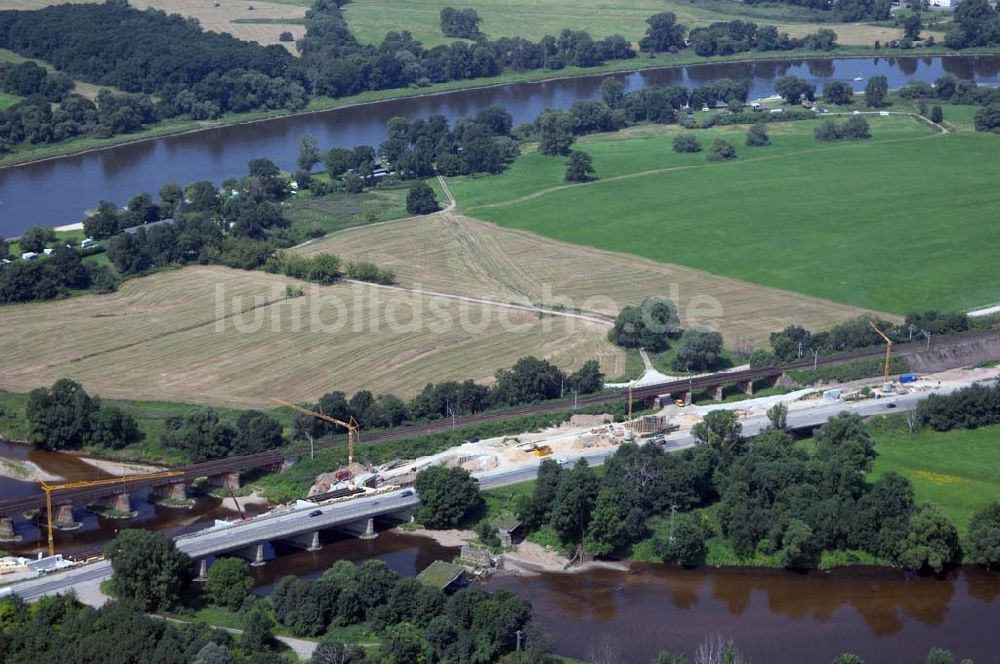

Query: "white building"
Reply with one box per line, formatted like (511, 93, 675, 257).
(21, 251, 37, 260)
(928, 0, 958, 7)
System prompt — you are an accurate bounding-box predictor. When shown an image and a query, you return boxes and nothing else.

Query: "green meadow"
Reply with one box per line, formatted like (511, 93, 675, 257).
(871, 424, 1000, 534)
(462, 114, 1000, 313)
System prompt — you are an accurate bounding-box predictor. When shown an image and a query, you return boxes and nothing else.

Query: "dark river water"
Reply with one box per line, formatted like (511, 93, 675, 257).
(1, 54, 1000, 236)
(246, 531, 1000, 664)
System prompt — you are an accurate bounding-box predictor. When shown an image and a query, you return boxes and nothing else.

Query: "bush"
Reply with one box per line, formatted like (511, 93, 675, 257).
(745, 124, 770, 146)
(706, 138, 736, 161)
(930, 105, 943, 124)
(672, 133, 701, 153)
(841, 115, 871, 139)
(815, 119, 843, 141)
(974, 104, 1000, 133)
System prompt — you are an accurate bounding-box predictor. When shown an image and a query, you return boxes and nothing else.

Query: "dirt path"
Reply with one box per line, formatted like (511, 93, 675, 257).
(468, 112, 947, 212)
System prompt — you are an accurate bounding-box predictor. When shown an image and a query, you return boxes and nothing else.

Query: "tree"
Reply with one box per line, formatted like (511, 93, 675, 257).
(654, 513, 707, 566)
(779, 518, 821, 568)
(600, 77, 626, 109)
(898, 503, 961, 572)
(379, 622, 433, 664)
(105, 529, 191, 611)
(242, 605, 275, 655)
(279, 31, 293, 42)
(194, 642, 235, 664)
(815, 120, 843, 141)
(930, 105, 943, 124)
(766, 402, 788, 431)
(692, 410, 742, 453)
(568, 360, 604, 394)
(519, 458, 563, 528)
(0, 236, 8, 260)
(968, 502, 1000, 568)
(745, 124, 770, 147)
(19, 226, 56, 253)
(564, 150, 595, 182)
(640, 12, 687, 53)
(206, 558, 253, 610)
(233, 410, 284, 455)
(902, 13, 922, 40)
(671, 329, 724, 371)
(774, 76, 816, 104)
(549, 458, 599, 543)
(25, 378, 96, 450)
(248, 158, 281, 179)
(823, 81, 854, 105)
(706, 138, 736, 161)
(297, 134, 321, 172)
(324, 147, 354, 178)
(415, 466, 481, 528)
(84, 201, 122, 239)
(312, 642, 365, 664)
(865, 75, 889, 107)
(583, 487, 629, 556)
(536, 109, 575, 156)
(672, 134, 702, 153)
(974, 104, 1000, 132)
(439, 7, 481, 39)
(406, 182, 440, 215)
(841, 115, 871, 139)
(608, 297, 681, 352)
(88, 405, 140, 450)
(833, 654, 866, 664)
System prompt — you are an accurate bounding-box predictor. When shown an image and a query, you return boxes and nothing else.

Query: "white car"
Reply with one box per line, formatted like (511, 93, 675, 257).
(556, 457, 569, 465)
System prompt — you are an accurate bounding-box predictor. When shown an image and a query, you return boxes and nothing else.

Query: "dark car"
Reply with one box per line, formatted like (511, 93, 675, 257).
(885, 402, 897, 409)
(308, 509, 322, 517)
(401, 490, 414, 497)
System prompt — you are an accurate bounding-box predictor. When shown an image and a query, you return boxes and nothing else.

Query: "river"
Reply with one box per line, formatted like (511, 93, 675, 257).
(242, 530, 1000, 663)
(1, 54, 1000, 236)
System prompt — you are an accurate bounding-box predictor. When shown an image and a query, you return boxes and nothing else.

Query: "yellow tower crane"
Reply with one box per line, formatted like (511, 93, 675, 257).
(868, 320, 894, 385)
(271, 398, 360, 480)
(40, 469, 182, 556)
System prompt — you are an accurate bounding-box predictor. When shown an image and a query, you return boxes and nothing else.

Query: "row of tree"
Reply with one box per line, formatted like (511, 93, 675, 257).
(25, 378, 139, 451)
(0, 243, 117, 304)
(757, 312, 973, 366)
(506, 410, 973, 572)
(606, 296, 727, 371)
(291, 356, 605, 439)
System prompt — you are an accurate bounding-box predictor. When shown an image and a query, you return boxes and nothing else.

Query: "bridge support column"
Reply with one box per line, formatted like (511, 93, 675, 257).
(684, 391, 692, 406)
(194, 558, 209, 582)
(340, 517, 378, 540)
(210, 472, 241, 490)
(112, 493, 131, 513)
(281, 530, 322, 552)
(740, 380, 754, 396)
(236, 544, 267, 567)
(0, 516, 17, 542)
(55, 503, 75, 527)
(163, 482, 188, 501)
(712, 385, 724, 401)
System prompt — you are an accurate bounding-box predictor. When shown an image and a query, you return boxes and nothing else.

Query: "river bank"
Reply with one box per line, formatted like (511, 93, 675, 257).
(2, 45, 997, 172)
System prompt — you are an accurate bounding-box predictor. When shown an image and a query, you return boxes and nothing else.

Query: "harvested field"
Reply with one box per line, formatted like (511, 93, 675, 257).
(297, 213, 889, 348)
(0, 266, 622, 408)
(3, 0, 307, 52)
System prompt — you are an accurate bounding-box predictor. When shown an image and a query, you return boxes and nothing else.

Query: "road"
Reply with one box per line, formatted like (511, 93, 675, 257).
(7, 378, 990, 603)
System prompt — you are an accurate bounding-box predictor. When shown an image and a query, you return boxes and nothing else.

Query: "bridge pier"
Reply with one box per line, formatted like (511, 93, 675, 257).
(280, 530, 322, 552)
(0, 516, 18, 542)
(340, 517, 377, 540)
(684, 391, 692, 406)
(93, 493, 133, 516)
(236, 544, 267, 567)
(712, 384, 724, 401)
(54, 503, 76, 528)
(209, 472, 241, 490)
(740, 379, 754, 396)
(155, 482, 188, 501)
(194, 558, 209, 582)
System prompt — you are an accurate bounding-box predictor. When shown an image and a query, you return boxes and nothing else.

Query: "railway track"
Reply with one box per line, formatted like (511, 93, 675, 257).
(2, 328, 996, 516)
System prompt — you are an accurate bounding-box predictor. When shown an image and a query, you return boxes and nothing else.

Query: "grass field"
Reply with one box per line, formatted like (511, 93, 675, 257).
(871, 424, 1000, 534)
(2, 0, 306, 52)
(297, 212, 885, 348)
(465, 114, 1000, 314)
(0, 266, 621, 408)
(341, 0, 915, 48)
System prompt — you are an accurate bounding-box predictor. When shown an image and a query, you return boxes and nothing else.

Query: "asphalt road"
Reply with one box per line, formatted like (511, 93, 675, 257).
(8, 379, 990, 603)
